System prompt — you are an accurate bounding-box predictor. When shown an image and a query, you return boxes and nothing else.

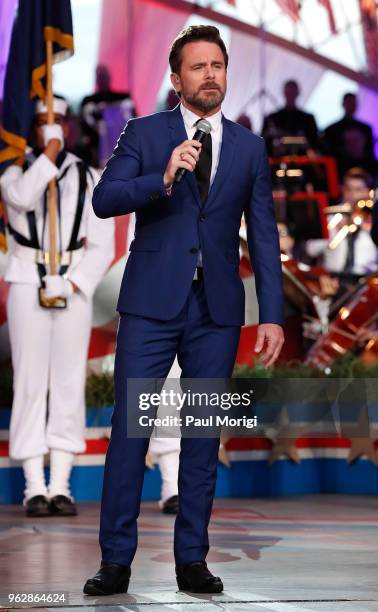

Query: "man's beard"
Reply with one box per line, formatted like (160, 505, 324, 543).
(183, 85, 225, 113)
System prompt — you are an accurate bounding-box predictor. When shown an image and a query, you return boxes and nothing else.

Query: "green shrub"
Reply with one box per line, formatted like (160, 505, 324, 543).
(85, 371, 114, 407)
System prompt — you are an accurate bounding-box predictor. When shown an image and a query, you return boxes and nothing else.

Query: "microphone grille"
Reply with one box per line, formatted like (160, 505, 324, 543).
(196, 119, 211, 134)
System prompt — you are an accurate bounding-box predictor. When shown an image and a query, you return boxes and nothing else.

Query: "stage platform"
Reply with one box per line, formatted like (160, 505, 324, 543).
(0, 495, 377, 611)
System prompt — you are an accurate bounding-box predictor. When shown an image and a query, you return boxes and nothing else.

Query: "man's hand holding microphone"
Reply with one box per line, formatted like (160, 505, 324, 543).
(163, 119, 211, 191)
(163, 139, 202, 191)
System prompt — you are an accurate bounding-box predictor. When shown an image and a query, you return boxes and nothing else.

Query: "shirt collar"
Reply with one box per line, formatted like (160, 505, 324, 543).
(180, 103, 222, 133)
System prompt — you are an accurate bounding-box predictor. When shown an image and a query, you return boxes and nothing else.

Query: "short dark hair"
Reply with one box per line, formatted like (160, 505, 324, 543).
(343, 92, 356, 103)
(343, 167, 373, 189)
(169, 25, 228, 75)
(284, 79, 299, 90)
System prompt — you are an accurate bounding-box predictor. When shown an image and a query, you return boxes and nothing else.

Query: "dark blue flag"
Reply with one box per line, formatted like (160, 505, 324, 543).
(0, 0, 73, 248)
(0, 0, 73, 165)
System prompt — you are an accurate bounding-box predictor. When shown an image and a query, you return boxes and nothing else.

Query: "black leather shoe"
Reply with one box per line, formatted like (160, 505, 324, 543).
(83, 562, 131, 596)
(176, 561, 223, 593)
(25, 495, 50, 517)
(162, 495, 179, 515)
(49, 495, 78, 516)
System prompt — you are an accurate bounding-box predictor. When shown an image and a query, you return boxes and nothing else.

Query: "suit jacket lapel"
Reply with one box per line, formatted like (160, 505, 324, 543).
(168, 105, 200, 204)
(206, 117, 236, 208)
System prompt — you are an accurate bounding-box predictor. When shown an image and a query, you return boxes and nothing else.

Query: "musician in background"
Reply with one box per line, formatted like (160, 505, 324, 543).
(261, 79, 319, 155)
(279, 222, 338, 297)
(306, 168, 378, 277)
(80, 64, 136, 168)
(322, 93, 377, 179)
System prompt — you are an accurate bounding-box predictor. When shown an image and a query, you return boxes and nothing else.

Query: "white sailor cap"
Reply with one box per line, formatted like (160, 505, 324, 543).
(35, 97, 68, 116)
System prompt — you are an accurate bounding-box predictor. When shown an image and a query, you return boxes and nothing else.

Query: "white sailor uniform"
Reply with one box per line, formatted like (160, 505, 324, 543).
(1, 150, 114, 498)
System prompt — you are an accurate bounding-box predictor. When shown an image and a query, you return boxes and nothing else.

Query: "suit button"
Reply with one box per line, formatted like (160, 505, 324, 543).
(190, 247, 198, 254)
(150, 192, 160, 201)
(199, 213, 205, 221)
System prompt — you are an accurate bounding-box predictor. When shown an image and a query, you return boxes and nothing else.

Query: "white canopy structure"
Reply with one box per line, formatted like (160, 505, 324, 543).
(96, 0, 378, 139)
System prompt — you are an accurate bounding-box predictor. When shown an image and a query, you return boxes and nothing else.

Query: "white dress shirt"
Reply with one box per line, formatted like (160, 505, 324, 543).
(180, 103, 223, 187)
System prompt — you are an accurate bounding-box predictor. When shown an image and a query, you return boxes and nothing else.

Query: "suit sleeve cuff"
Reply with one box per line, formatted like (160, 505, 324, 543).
(144, 174, 170, 201)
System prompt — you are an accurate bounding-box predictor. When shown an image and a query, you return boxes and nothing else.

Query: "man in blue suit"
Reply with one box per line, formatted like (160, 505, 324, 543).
(84, 25, 284, 596)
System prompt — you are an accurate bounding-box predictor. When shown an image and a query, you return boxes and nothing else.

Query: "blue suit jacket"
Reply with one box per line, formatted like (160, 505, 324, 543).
(93, 105, 284, 326)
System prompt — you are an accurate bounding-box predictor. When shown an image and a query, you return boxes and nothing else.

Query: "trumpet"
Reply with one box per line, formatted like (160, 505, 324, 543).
(324, 195, 375, 250)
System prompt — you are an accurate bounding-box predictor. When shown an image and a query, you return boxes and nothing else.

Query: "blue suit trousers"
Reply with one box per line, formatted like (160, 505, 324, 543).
(99, 278, 241, 565)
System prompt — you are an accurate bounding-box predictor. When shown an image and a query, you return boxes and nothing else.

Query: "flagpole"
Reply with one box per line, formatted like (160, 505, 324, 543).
(46, 38, 57, 275)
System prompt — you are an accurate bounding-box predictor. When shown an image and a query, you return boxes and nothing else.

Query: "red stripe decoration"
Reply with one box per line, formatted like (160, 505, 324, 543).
(235, 325, 258, 366)
(2, 437, 378, 459)
(239, 255, 253, 278)
(225, 436, 356, 451)
(361, 0, 377, 19)
(318, 0, 337, 34)
(274, 0, 301, 22)
(111, 215, 129, 267)
(360, 0, 378, 75)
(88, 321, 117, 359)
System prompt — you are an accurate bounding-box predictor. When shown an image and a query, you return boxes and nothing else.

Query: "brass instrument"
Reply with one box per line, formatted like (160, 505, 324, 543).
(324, 193, 375, 251)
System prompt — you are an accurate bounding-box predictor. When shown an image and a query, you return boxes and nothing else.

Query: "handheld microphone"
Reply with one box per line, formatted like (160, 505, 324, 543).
(174, 119, 211, 184)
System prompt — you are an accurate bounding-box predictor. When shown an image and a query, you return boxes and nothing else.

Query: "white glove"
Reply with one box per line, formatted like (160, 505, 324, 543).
(41, 124, 64, 150)
(42, 275, 74, 299)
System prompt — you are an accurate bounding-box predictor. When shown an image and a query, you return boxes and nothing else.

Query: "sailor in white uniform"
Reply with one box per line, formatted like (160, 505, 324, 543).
(0, 97, 114, 516)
